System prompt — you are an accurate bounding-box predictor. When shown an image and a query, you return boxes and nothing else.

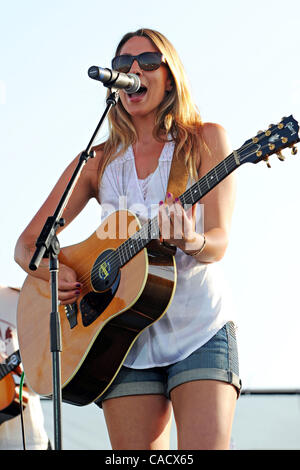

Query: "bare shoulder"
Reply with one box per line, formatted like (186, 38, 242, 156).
(78, 143, 105, 199)
(198, 122, 232, 170)
(201, 122, 231, 149)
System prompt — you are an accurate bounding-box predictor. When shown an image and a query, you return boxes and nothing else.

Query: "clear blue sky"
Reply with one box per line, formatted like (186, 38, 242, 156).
(1, 0, 300, 390)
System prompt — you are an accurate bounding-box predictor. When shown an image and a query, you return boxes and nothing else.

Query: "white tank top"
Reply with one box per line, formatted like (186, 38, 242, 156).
(99, 141, 235, 368)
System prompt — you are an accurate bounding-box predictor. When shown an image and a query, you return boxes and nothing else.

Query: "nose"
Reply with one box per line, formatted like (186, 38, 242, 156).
(129, 58, 142, 75)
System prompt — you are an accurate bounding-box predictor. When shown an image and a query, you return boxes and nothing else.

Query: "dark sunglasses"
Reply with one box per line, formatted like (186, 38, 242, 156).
(111, 52, 164, 73)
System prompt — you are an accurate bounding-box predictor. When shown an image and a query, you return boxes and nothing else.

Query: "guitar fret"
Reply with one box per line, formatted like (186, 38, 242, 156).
(118, 245, 124, 264)
(224, 158, 228, 174)
(118, 247, 124, 265)
(119, 243, 128, 264)
(180, 192, 186, 205)
(127, 240, 134, 257)
(115, 150, 243, 268)
(205, 174, 210, 190)
(150, 218, 160, 239)
(227, 153, 238, 172)
(178, 153, 239, 208)
(214, 167, 219, 181)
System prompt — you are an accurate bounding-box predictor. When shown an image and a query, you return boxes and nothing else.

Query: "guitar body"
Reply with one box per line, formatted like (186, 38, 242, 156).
(0, 353, 29, 424)
(17, 115, 300, 407)
(17, 210, 176, 406)
(0, 371, 15, 412)
(0, 373, 23, 424)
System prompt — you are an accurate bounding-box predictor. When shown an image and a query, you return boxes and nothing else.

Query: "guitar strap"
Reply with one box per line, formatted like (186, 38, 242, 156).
(156, 151, 189, 255)
(165, 152, 189, 200)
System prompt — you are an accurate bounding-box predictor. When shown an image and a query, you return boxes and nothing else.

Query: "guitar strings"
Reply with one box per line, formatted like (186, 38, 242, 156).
(72, 127, 291, 288)
(74, 145, 271, 289)
(74, 155, 236, 287)
(75, 127, 290, 287)
(75, 148, 240, 284)
(82, 141, 266, 283)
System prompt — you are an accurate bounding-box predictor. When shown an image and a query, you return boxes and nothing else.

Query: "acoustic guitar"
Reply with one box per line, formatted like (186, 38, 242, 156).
(0, 350, 28, 424)
(17, 116, 299, 406)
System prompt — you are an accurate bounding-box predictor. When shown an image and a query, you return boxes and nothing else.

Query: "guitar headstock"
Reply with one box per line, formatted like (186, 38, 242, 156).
(239, 115, 299, 167)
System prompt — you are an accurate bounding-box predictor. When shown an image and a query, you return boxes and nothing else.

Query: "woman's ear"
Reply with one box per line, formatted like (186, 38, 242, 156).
(165, 76, 173, 92)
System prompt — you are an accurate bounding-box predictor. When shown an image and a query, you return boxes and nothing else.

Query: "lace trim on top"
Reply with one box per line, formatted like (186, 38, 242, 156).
(138, 172, 154, 200)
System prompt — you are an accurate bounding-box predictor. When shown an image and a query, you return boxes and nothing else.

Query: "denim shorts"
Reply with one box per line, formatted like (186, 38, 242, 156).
(95, 321, 242, 408)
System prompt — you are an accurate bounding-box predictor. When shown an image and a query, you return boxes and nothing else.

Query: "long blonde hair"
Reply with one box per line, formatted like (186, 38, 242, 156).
(97, 28, 204, 182)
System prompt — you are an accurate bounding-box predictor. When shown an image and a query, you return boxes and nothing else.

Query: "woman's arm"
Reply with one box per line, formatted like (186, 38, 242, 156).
(159, 122, 236, 263)
(14, 151, 101, 303)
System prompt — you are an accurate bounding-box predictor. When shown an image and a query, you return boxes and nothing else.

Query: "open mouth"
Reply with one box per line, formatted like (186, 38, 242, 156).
(128, 86, 148, 100)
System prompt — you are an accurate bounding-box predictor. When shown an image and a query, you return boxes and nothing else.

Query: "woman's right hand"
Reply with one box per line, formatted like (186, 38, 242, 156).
(56, 264, 82, 305)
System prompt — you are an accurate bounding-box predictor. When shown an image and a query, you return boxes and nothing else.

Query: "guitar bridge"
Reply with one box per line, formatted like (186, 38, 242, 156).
(64, 303, 78, 329)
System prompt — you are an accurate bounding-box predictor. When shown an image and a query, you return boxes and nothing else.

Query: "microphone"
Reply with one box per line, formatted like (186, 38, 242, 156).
(88, 66, 140, 94)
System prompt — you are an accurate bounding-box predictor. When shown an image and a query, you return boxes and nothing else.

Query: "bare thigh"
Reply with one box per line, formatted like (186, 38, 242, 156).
(102, 394, 172, 450)
(171, 380, 237, 450)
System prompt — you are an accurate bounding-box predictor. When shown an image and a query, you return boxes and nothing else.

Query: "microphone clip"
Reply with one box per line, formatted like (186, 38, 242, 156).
(101, 70, 121, 90)
(106, 88, 120, 106)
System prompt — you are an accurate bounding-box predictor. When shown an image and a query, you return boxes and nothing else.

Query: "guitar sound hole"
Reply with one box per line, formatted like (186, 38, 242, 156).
(80, 271, 121, 327)
(91, 249, 119, 292)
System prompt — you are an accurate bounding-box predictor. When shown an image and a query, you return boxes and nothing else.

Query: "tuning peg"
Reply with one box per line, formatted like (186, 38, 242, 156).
(277, 151, 285, 161)
(291, 146, 298, 155)
(264, 157, 271, 168)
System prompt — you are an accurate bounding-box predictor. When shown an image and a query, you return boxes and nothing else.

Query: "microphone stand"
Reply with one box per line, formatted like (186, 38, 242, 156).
(29, 87, 120, 450)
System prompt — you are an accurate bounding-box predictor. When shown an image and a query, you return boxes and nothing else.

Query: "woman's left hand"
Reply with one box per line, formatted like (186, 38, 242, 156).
(158, 192, 198, 251)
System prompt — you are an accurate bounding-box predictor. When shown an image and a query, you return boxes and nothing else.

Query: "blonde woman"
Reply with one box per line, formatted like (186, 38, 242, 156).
(15, 28, 241, 449)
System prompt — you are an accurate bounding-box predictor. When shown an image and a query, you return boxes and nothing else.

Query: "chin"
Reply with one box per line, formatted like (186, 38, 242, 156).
(122, 102, 152, 118)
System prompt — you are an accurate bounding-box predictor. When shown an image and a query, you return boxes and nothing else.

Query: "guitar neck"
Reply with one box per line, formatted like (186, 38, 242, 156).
(179, 151, 239, 206)
(0, 350, 21, 379)
(117, 151, 240, 266)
